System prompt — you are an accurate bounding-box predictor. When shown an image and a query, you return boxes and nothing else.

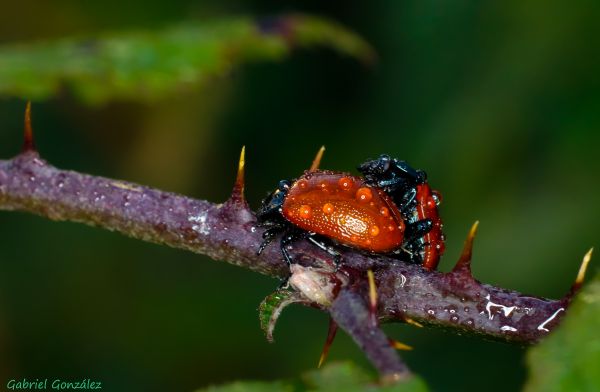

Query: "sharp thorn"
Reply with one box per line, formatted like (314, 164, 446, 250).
(571, 248, 593, 293)
(317, 317, 338, 368)
(309, 146, 325, 172)
(403, 317, 423, 328)
(452, 221, 479, 275)
(389, 339, 413, 351)
(230, 146, 246, 203)
(22, 101, 36, 152)
(367, 269, 378, 327)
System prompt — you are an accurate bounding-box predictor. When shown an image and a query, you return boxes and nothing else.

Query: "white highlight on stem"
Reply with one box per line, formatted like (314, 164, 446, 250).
(484, 294, 516, 320)
(537, 308, 565, 332)
(188, 213, 209, 235)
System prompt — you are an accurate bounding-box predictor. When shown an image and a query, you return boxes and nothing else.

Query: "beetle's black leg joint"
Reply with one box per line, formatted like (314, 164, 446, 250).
(405, 219, 433, 242)
(280, 229, 309, 266)
(399, 188, 417, 215)
(258, 228, 278, 255)
(307, 236, 343, 268)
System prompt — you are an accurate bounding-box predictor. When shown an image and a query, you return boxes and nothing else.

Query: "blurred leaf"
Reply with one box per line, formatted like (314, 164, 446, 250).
(199, 380, 293, 392)
(303, 362, 429, 392)
(524, 274, 600, 392)
(195, 362, 428, 392)
(0, 14, 374, 104)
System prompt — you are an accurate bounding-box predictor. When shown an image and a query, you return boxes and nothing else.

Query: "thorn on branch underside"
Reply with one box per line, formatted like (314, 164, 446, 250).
(329, 289, 412, 384)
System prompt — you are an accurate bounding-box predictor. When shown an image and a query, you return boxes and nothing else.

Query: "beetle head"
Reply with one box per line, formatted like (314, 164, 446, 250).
(256, 180, 291, 222)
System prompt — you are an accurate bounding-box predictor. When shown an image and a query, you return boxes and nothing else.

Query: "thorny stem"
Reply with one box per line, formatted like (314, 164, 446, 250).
(0, 112, 590, 379)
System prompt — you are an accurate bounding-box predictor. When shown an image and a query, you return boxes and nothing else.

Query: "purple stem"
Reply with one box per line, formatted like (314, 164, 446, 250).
(0, 151, 573, 375)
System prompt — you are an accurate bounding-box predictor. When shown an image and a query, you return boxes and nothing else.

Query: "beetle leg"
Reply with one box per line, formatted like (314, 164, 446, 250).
(398, 188, 417, 215)
(404, 219, 432, 242)
(280, 229, 309, 266)
(307, 236, 342, 267)
(257, 225, 286, 255)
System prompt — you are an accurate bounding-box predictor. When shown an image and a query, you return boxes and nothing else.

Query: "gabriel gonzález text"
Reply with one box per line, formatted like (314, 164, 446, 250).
(7, 378, 102, 390)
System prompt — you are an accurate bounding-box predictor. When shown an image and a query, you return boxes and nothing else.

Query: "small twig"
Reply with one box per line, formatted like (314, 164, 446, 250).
(329, 290, 411, 381)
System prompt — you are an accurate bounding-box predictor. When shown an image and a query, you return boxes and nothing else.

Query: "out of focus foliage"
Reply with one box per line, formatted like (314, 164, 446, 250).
(525, 273, 600, 392)
(0, 14, 373, 104)
(196, 362, 428, 392)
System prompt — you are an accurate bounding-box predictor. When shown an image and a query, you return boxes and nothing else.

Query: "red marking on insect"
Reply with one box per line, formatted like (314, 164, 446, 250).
(282, 171, 406, 252)
(416, 184, 445, 270)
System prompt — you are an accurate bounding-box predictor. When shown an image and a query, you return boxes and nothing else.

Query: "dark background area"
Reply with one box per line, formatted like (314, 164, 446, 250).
(0, 1, 598, 391)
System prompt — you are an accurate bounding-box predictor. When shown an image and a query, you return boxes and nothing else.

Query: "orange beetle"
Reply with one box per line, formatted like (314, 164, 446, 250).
(257, 152, 444, 270)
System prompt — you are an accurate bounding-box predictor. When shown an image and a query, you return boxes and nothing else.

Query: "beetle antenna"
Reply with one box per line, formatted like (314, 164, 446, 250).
(22, 101, 36, 152)
(317, 317, 338, 368)
(452, 221, 479, 275)
(309, 146, 325, 172)
(230, 146, 246, 203)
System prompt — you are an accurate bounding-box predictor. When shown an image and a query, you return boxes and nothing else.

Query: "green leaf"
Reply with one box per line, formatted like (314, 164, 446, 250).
(0, 14, 374, 104)
(195, 362, 428, 392)
(258, 288, 306, 342)
(524, 274, 600, 392)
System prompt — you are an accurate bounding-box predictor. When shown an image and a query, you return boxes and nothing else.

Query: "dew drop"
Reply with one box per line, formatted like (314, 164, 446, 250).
(338, 177, 353, 190)
(322, 203, 334, 214)
(299, 205, 312, 219)
(356, 187, 373, 203)
(369, 225, 380, 237)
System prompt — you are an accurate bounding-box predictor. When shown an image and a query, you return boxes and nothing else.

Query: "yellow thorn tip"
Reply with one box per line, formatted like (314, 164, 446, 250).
(318, 352, 326, 368)
(390, 339, 413, 351)
(309, 146, 325, 172)
(367, 269, 377, 309)
(232, 146, 246, 199)
(23, 101, 35, 151)
(454, 220, 480, 272)
(404, 318, 424, 328)
(25, 101, 32, 129)
(468, 220, 480, 240)
(575, 248, 593, 286)
(237, 146, 245, 181)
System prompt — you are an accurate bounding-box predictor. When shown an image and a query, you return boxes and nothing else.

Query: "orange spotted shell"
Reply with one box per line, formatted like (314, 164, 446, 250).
(282, 170, 405, 252)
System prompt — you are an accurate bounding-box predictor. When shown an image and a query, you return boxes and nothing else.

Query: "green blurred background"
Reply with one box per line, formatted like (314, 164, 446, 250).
(0, 1, 598, 391)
